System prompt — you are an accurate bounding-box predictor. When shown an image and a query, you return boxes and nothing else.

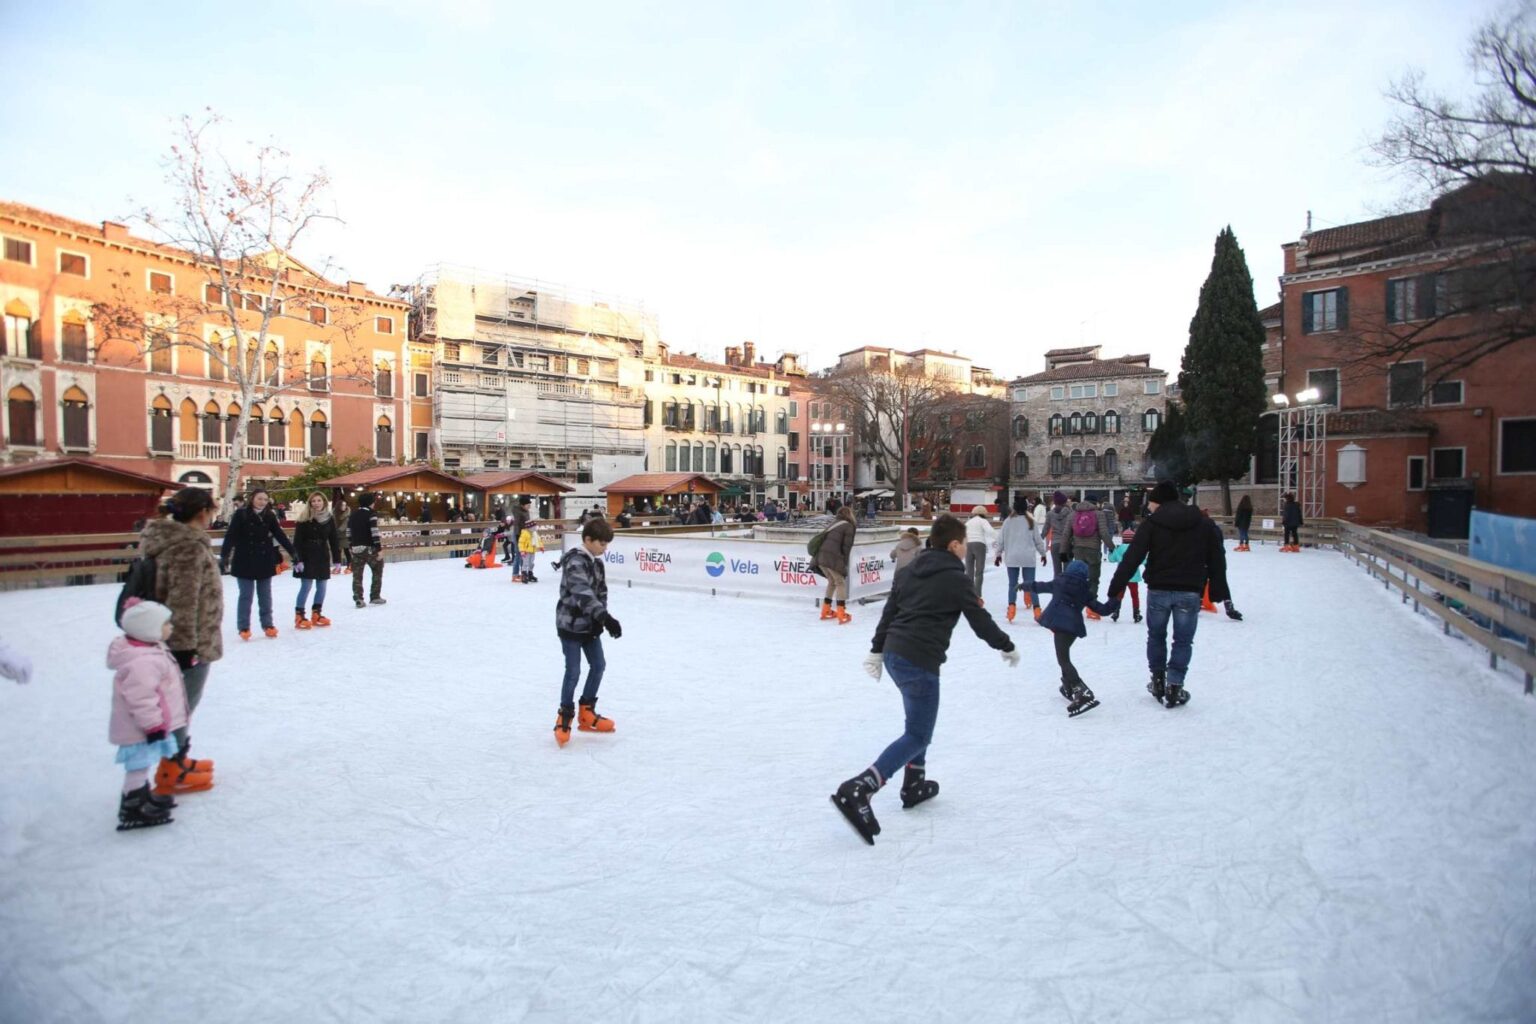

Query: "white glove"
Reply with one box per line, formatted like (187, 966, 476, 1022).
(0, 642, 33, 684)
(862, 652, 883, 680)
(1000, 648, 1020, 669)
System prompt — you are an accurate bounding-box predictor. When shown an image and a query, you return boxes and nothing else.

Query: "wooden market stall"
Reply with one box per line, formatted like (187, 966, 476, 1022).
(316, 465, 469, 523)
(461, 471, 575, 522)
(0, 458, 173, 536)
(600, 472, 723, 518)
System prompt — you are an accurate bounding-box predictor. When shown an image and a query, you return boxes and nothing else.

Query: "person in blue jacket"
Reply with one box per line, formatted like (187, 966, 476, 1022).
(1022, 559, 1118, 717)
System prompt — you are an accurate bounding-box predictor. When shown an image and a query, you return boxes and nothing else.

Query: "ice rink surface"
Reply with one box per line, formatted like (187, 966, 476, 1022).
(2, 544, 1533, 1023)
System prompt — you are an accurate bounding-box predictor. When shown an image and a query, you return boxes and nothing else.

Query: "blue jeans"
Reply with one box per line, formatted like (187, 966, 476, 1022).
(560, 634, 606, 707)
(295, 578, 328, 611)
(1146, 589, 1202, 687)
(873, 652, 941, 782)
(236, 577, 274, 631)
(1005, 565, 1036, 605)
(1237, 526, 1250, 546)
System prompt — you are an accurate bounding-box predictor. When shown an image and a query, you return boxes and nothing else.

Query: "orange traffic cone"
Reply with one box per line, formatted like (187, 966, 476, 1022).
(1201, 583, 1218, 613)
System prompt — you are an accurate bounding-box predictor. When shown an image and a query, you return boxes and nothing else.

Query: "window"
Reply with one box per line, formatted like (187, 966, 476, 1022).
(376, 316, 394, 334)
(148, 271, 173, 295)
(682, 403, 697, 431)
(788, 431, 799, 453)
(1083, 412, 1099, 434)
(1386, 277, 1423, 323)
(308, 304, 329, 325)
(414, 431, 429, 461)
(442, 342, 460, 362)
(3, 237, 34, 264)
(705, 443, 717, 472)
(1429, 380, 1463, 406)
(720, 445, 733, 474)
(149, 330, 172, 373)
(1067, 412, 1082, 435)
(1103, 410, 1120, 434)
(789, 400, 798, 418)
(1070, 449, 1084, 475)
(1069, 383, 1098, 399)
(204, 283, 225, 305)
(149, 397, 173, 453)
(375, 361, 393, 398)
(775, 409, 788, 434)
(60, 312, 88, 362)
(1407, 455, 1426, 491)
(61, 387, 90, 449)
(1388, 361, 1424, 407)
(777, 447, 788, 477)
(58, 251, 88, 276)
(1013, 451, 1029, 476)
(1012, 415, 1027, 439)
(1306, 368, 1339, 407)
(1049, 413, 1063, 436)
(1142, 409, 1162, 432)
(644, 369, 655, 382)
(1430, 447, 1464, 480)
(1144, 379, 1161, 395)
(1104, 448, 1118, 475)
(665, 442, 678, 472)
(1500, 419, 1536, 474)
(1337, 443, 1367, 486)
(414, 372, 429, 398)
(481, 347, 499, 366)
(679, 442, 692, 471)
(202, 403, 222, 444)
(224, 404, 241, 444)
(1302, 287, 1347, 333)
(1103, 382, 1118, 397)
(309, 412, 329, 457)
(1050, 386, 1065, 400)
(267, 409, 287, 450)
(960, 445, 983, 469)
(309, 353, 328, 391)
(240, 292, 265, 312)
(375, 417, 393, 460)
(3, 301, 37, 358)
(6, 385, 37, 445)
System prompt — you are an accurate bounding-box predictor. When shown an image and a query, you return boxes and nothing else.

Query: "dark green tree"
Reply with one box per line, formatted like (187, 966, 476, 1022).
(1178, 226, 1269, 512)
(1146, 401, 1193, 486)
(270, 448, 378, 504)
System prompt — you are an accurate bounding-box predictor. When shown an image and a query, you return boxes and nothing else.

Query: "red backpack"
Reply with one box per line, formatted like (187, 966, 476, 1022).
(1072, 508, 1099, 538)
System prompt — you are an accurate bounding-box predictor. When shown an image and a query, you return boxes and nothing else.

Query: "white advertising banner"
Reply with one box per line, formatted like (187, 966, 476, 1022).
(562, 533, 895, 603)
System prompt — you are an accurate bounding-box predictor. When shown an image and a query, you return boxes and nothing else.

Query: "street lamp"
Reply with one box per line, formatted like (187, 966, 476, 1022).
(811, 420, 848, 511)
(1272, 388, 1327, 518)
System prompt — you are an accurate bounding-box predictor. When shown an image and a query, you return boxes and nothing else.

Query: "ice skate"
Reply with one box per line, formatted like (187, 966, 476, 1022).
(835, 604, 852, 625)
(1148, 671, 1165, 702)
(310, 610, 331, 627)
(295, 612, 312, 630)
(819, 600, 835, 621)
(370, 597, 388, 605)
(1164, 684, 1190, 709)
(553, 704, 574, 746)
(1006, 604, 1016, 623)
(1066, 683, 1099, 718)
(117, 785, 173, 831)
(153, 757, 212, 796)
(1133, 610, 1142, 624)
(263, 627, 279, 638)
(239, 630, 252, 641)
(899, 764, 939, 809)
(830, 770, 882, 845)
(577, 699, 615, 733)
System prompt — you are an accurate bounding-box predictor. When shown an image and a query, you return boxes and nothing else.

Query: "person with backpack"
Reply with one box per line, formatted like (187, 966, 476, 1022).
(1066, 495, 1117, 618)
(219, 488, 297, 641)
(136, 487, 222, 795)
(811, 506, 858, 623)
(291, 492, 343, 630)
(347, 492, 386, 607)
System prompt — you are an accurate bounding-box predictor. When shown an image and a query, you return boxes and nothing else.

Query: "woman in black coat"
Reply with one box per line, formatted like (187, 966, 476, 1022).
(219, 488, 297, 639)
(291, 491, 343, 628)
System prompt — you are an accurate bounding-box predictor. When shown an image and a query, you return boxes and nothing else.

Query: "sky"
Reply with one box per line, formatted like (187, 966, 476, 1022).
(0, 0, 1503, 380)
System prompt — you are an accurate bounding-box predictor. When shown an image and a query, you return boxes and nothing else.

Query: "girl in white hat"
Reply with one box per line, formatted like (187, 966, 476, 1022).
(109, 599, 189, 831)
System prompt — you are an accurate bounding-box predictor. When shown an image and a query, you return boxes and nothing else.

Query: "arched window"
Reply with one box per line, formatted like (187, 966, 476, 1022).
(1084, 448, 1098, 474)
(665, 441, 678, 472)
(178, 398, 199, 443)
(678, 441, 692, 471)
(694, 442, 705, 471)
(775, 409, 788, 434)
(202, 401, 222, 444)
(1068, 412, 1083, 435)
(1070, 449, 1084, 475)
(965, 445, 986, 469)
(375, 360, 393, 398)
(375, 415, 393, 460)
(268, 408, 287, 450)
(1083, 411, 1098, 434)
(225, 403, 242, 445)
(149, 395, 173, 453)
(61, 386, 90, 449)
(4, 299, 38, 359)
(776, 446, 788, 477)
(309, 410, 329, 457)
(1013, 451, 1029, 477)
(755, 407, 767, 433)
(288, 409, 305, 451)
(705, 442, 717, 473)
(208, 333, 232, 382)
(178, 470, 213, 491)
(61, 310, 88, 363)
(309, 352, 328, 392)
(1103, 409, 1119, 434)
(1048, 413, 1063, 437)
(1012, 415, 1028, 439)
(1143, 408, 1162, 432)
(719, 443, 733, 474)
(264, 342, 280, 386)
(1050, 450, 1064, 476)
(1104, 448, 1118, 475)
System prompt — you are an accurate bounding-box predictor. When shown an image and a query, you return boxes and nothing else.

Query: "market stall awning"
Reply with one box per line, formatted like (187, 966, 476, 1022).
(315, 465, 467, 495)
(600, 473, 723, 497)
(461, 471, 575, 495)
(0, 458, 174, 495)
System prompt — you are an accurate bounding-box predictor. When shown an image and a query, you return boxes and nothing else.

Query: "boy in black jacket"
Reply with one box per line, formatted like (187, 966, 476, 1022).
(346, 492, 386, 608)
(553, 517, 622, 746)
(831, 514, 1019, 845)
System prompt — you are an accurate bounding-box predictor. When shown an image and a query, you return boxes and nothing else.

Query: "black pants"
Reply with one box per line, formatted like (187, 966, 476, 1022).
(1053, 632, 1083, 688)
(1283, 525, 1299, 545)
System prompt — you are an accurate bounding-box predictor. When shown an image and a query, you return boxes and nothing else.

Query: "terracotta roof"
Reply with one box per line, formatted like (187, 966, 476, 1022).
(1043, 345, 1100, 357)
(315, 465, 468, 490)
(0, 457, 174, 491)
(460, 471, 574, 492)
(664, 353, 776, 380)
(600, 473, 723, 494)
(1257, 302, 1281, 322)
(1326, 408, 1435, 436)
(1305, 211, 1430, 258)
(1015, 357, 1165, 384)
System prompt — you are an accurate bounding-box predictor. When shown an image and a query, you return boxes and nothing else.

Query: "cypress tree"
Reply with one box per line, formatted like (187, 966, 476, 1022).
(1178, 226, 1270, 513)
(1147, 402, 1193, 485)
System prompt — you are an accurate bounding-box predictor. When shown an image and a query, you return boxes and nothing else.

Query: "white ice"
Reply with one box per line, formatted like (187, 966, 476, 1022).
(1, 545, 1534, 1023)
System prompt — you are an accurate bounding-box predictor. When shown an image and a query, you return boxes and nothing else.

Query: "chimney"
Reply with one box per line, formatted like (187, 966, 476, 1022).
(347, 280, 368, 297)
(742, 341, 756, 365)
(724, 345, 742, 366)
(101, 220, 129, 242)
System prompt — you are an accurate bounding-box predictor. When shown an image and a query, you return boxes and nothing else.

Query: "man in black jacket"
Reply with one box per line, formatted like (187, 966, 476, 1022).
(347, 492, 386, 608)
(1107, 481, 1228, 708)
(830, 514, 1019, 845)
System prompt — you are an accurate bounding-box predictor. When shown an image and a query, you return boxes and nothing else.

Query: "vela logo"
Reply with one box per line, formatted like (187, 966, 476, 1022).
(705, 552, 726, 577)
(706, 551, 759, 577)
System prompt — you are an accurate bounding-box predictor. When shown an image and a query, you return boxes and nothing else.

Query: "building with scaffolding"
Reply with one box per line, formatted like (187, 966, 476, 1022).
(404, 265, 655, 507)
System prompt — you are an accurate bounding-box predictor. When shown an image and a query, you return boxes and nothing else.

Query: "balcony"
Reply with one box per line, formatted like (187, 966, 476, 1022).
(175, 442, 308, 464)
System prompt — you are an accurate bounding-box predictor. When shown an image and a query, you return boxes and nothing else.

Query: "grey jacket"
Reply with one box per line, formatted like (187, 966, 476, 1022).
(889, 533, 922, 571)
(992, 514, 1046, 566)
(1045, 505, 1075, 554)
(555, 547, 609, 637)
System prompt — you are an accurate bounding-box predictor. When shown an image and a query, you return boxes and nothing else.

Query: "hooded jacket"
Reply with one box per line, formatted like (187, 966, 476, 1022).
(139, 517, 223, 663)
(889, 533, 922, 571)
(556, 546, 609, 638)
(1107, 500, 1230, 601)
(993, 512, 1046, 566)
(1045, 504, 1075, 554)
(107, 635, 189, 745)
(871, 548, 1013, 672)
(1027, 562, 1117, 639)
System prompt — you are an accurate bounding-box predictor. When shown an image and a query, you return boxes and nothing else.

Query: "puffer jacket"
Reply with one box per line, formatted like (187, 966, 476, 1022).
(140, 517, 223, 664)
(888, 533, 922, 571)
(1067, 502, 1117, 558)
(107, 636, 189, 745)
(556, 547, 609, 638)
(993, 513, 1046, 566)
(814, 516, 856, 576)
(1027, 563, 1117, 639)
(1045, 504, 1075, 554)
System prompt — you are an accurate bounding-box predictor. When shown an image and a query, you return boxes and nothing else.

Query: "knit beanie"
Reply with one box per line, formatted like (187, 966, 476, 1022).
(120, 598, 173, 643)
(1052, 490, 1067, 507)
(1065, 559, 1089, 578)
(1148, 481, 1180, 505)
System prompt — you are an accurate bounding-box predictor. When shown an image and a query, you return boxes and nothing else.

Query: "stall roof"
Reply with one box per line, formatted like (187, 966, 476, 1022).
(0, 457, 174, 493)
(461, 471, 575, 494)
(316, 465, 468, 491)
(600, 473, 723, 495)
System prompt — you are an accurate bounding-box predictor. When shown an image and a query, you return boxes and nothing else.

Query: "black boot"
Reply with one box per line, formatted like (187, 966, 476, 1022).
(1133, 609, 1143, 624)
(1067, 682, 1100, 718)
(830, 768, 882, 844)
(117, 785, 173, 831)
(1148, 671, 1166, 702)
(1058, 680, 1076, 702)
(1164, 683, 1190, 708)
(900, 764, 939, 809)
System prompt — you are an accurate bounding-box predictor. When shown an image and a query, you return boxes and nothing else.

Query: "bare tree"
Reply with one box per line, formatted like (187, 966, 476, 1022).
(910, 391, 1010, 493)
(1352, 8, 1536, 388)
(814, 358, 957, 505)
(89, 112, 373, 515)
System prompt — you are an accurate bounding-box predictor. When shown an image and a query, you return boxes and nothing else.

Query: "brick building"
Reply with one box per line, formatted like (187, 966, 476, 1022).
(0, 200, 409, 496)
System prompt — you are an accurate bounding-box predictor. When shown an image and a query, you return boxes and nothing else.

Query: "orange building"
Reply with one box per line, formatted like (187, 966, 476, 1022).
(0, 200, 410, 496)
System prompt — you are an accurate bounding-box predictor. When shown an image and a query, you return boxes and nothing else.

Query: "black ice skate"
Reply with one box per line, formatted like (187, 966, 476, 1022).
(1133, 610, 1143, 624)
(1058, 681, 1076, 703)
(1066, 683, 1100, 718)
(1148, 671, 1165, 702)
(830, 770, 882, 845)
(899, 764, 939, 809)
(1164, 684, 1190, 709)
(117, 784, 173, 831)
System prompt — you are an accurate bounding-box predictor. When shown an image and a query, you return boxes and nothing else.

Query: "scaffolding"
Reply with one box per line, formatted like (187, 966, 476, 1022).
(1277, 403, 1328, 519)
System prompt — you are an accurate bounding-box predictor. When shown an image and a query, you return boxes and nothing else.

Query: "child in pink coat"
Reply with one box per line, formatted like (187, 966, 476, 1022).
(109, 599, 189, 831)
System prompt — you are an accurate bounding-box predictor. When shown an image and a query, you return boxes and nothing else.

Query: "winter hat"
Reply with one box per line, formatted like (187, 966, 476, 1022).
(1121, 528, 1136, 542)
(1064, 559, 1089, 579)
(1148, 481, 1180, 506)
(1052, 490, 1067, 507)
(904, 527, 919, 536)
(120, 598, 172, 643)
(1013, 494, 1030, 515)
(358, 492, 376, 508)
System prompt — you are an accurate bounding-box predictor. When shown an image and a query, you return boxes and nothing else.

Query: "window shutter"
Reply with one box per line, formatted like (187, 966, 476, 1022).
(1418, 274, 1436, 319)
(28, 320, 42, 359)
(1301, 296, 1313, 334)
(1337, 287, 1349, 329)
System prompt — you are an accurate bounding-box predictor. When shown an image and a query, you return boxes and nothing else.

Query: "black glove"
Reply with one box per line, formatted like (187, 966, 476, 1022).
(1224, 600, 1244, 621)
(144, 728, 167, 744)
(604, 615, 622, 639)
